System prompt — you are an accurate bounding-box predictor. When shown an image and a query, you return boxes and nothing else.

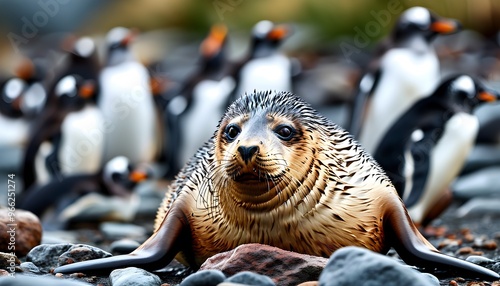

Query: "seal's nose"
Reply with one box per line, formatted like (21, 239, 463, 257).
(237, 145, 259, 164)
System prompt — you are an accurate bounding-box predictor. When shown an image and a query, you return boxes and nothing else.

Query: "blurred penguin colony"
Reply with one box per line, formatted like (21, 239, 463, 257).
(1, 2, 500, 229)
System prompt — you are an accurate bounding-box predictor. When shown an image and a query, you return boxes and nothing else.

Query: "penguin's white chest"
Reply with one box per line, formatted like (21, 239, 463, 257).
(98, 61, 157, 163)
(179, 77, 235, 165)
(408, 113, 479, 222)
(359, 48, 440, 154)
(59, 105, 105, 175)
(237, 54, 292, 96)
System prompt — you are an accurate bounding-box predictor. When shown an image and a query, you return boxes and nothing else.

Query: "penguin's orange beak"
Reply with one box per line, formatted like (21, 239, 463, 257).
(478, 91, 498, 102)
(129, 170, 149, 183)
(267, 25, 289, 41)
(15, 59, 34, 80)
(200, 24, 227, 57)
(431, 19, 460, 34)
(79, 81, 95, 99)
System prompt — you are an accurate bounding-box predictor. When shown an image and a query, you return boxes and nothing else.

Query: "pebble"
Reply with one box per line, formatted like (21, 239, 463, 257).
(99, 222, 147, 240)
(0, 252, 19, 269)
(0, 208, 42, 256)
(179, 269, 226, 286)
(460, 144, 500, 173)
(455, 198, 500, 218)
(453, 166, 500, 199)
(465, 255, 495, 265)
(110, 267, 162, 286)
(110, 239, 141, 255)
(19, 261, 40, 274)
(0, 274, 93, 285)
(225, 271, 275, 286)
(26, 243, 111, 273)
(318, 246, 439, 286)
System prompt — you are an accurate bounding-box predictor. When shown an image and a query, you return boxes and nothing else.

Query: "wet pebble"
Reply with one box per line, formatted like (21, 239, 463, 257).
(455, 197, 500, 218)
(110, 267, 162, 286)
(19, 261, 40, 274)
(179, 269, 226, 286)
(453, 166, 500, 199)
(465, 255, 495, 265)
(110, 239, 141, 255)
(100, 222, 147, 240)
(225, 271, 275, 286)
(318, 246, 438, 286)
(0, 252, 19, 269)
(0, 274, 93, 285)
(0, 208, 42, 256)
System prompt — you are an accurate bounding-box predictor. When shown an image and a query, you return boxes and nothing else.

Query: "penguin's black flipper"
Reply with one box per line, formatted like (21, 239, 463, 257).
(385, 197, 500, 281)
(404, 132, 433, 207)
(348, 69, 381, 138)
(45, 132, 63, 180)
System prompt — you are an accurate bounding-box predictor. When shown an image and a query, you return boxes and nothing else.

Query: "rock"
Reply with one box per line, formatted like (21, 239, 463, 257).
(225, 271, 275, 286)
(461, 144, 500, 174)
(19, 262, 40, 274)
(110, 267, 162, 286)
(0, 274, 93, 285)
(180, 269, 226, 286)
(58, 244, 112, 267)
(0, 252, 19, 269)
(26, 243, 73, 272)
(318, 246, 438, 286)
(41, 230, 80, 244)
(0, 208, 42, 256)
(453, 166, 500, 199)
(99, 222, 147, 240)
(26, 243, 111, 273)
(465, 255, 495, 265)
(455, 198, 500, 218)
(200, 243, 327, 285)
(110, 239, 141, 255)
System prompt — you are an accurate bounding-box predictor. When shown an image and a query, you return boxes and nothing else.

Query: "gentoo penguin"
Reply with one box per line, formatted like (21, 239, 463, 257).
(98, 27, 159, 164)
(230, 20, 293, 101)
(20, 156, 151, 227)
(22, 75, 103, 190)
(348, 7, 460, 154)
(162, 24, 235, 177)
(0, 59, 48, 144)
(373, 75, 500, 225)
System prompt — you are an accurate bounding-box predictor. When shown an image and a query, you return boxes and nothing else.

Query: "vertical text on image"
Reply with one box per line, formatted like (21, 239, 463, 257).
(7, 173, 17, 277)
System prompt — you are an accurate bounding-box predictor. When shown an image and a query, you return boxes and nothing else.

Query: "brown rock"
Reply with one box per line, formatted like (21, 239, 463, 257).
(297, 282, 319, 286)
(200, 243, 328, 285)
(0, 208, 42, 257)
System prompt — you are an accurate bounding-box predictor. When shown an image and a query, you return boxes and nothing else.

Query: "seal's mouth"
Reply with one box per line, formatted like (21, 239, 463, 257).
(234, 172, 264, 183)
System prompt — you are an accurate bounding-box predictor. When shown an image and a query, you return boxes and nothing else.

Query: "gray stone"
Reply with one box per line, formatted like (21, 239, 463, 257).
(58, 244, 112, 267)
(180, 269, 226, 286)
(110, 267, 162, 286)
(453, 166, 500, 200)
(0, 274, 93, 285)
(318, 246, 438, 286)
(465, 255, 495, 265)
(225, 271, 275, 286)
(19, 262, 40, 274)
(26, 243, 73, 273)
(100, 222, 147, 240)
(110, 239, 141, 255)
(463, 144, 500, 173)
(455, 197, 500, 218)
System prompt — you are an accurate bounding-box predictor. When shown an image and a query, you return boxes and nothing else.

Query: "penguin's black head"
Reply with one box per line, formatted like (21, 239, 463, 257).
(0, 77, 25, 118)
(441, 75, 500, 113)
(103, 156, 152, 196)
(62, 35, 98, 62)
(250, 20, 291, 58)
(105, 27, 137, 65)
(394, 7, 460, 42)
(199, 24, 228, 72)
(54, 75, 95, 109)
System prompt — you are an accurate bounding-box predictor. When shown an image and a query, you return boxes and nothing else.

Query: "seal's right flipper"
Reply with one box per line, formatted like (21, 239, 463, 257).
(385, 198, 500, 281)
(55, 207, 192, 274)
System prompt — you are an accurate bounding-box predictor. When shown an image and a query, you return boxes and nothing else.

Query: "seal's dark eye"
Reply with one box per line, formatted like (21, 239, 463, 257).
(274, 125, 295, 141)
(225, 124, 241, 141)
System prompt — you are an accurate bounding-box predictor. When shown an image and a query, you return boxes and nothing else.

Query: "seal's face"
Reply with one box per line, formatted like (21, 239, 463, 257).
(214, 91, 319, 210)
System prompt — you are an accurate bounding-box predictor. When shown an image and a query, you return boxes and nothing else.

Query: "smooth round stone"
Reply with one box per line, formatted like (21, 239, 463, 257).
(465, 255, 495, 265)
(180, 269, 226, 286)
(225, 271, 276, 286)
(110, 239, 141, 255)
(99, 222, 147, 240)
(110, 267, 162, 286)
(19, 261, 40, 274)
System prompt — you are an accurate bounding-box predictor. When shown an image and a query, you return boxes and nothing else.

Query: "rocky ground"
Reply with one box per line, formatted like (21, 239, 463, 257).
(1, 199, 500, 285)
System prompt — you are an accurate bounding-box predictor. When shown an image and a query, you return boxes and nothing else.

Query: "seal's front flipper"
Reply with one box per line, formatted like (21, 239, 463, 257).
(55, 207, 192, 274)
(385, 198, 500, 281)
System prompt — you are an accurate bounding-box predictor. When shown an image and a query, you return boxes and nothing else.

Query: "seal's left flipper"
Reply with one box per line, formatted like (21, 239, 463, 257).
(385, 198, 500, 281)
(55, 206, 192, 274)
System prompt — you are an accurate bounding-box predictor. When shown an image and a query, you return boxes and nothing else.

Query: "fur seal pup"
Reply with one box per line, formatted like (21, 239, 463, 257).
(55, 91, 499, 280)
